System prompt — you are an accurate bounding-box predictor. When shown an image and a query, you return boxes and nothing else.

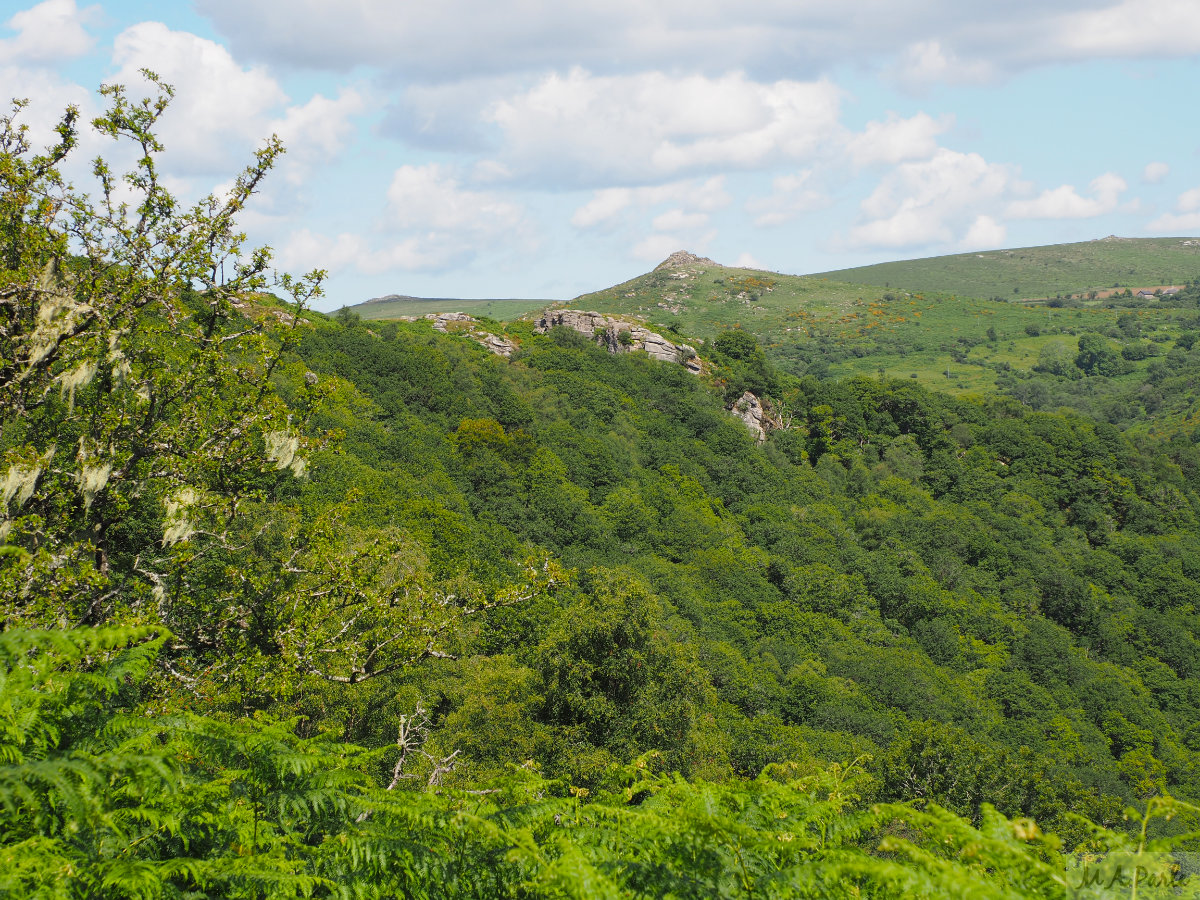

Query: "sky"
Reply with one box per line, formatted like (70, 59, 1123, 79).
(3, 0, 1200, 310)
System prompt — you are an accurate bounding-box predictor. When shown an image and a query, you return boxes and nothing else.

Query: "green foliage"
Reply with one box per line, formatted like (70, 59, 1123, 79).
(9, 79, 1200, 898)
(1076, 333, 1133, 377)
(815, 237, 1200, 301)
(6, 632, 1199, 898)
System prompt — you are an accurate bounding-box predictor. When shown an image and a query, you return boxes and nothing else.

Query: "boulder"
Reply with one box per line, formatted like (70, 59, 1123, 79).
(534, 310, 700, 373)
(729, 391, 768, 444)
(393, 312, 517, 356)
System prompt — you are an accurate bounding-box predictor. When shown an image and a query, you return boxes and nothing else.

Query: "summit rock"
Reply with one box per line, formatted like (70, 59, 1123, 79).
(653, 250, 718, 272)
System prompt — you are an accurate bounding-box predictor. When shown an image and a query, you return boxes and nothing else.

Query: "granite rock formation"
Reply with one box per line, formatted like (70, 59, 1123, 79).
(533, 309, 701, 374)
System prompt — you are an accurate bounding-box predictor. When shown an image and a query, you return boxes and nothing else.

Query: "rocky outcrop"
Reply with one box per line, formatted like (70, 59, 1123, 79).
(476, 331, 518, 356)
(533, 309, 701, 373)
(653, 250, 717, 272)
(729, 391, 768, 445)
(395, 312, 517, 356)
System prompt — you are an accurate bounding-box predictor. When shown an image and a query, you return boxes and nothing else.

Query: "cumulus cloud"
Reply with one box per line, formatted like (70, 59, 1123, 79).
(569, 177, 728, 263)
(961, 215, 1007, 249)
(0, 64, 95, 151)
(632, 229, 716, 263)
(846, 112, 952, 168)
(570, 177, 731, 229)
(110, 23, 287, 174)
(652, 209, 709, 232)
(280, 164, 535, 276)
(1057, 0, 1200, 58)
(96, 19, 368, 215)
(1, 0, 98, 64)
(847, 152, 1141, 251)
(195, 0, 1200, 85)
(745, 172, 827, 227)
(1147, 186, 1200, 233)
(269, 89, 366, 184)
(385, 164, 526, 234)
(1177, 188, 1200, 213)
(848, 149, 1017, 249)
(487, 69, 843, 186)
(733, 251, 766, 269)
(1143, 161, 1169, 184)
(889, 40, 993, 91)
(1007, 172, 1126, 219)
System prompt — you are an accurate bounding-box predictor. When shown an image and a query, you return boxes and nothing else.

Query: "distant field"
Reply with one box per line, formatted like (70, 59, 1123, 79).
(344, 245, 1195, 408)
(348, 296, 553, 321)
(811, 237, 1200, 300)
(569, 262, 871, 341)
(564, 252, 1190, 400)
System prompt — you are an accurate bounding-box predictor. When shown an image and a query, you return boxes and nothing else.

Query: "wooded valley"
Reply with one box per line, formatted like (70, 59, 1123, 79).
(3, 81, 1200, 898)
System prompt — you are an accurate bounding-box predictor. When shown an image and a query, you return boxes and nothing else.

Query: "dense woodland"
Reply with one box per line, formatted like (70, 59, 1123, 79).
(4, 82, 1200, 897)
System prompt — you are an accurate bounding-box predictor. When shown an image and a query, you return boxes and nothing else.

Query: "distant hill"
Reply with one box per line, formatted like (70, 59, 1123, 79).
(567, 249, 872, 340)
(811, 236, 1200, 300)
(348, 294, 556, 321)
(561, 246, 1199, 413)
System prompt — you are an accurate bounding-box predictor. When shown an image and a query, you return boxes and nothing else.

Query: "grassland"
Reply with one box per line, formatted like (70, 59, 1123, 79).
(344, 241, 1197, 404)
(567, 261, 871, 340)
(349, 295, 553, 321)
(811, 236, 1200, 300)
(562, 252, 1192, 399)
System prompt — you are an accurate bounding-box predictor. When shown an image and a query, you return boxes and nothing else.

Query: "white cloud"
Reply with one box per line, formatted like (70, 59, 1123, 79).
(0, 64, 95, 150)
(652, 209, 709, 232)
(846, 112, 951, 167)
(889, 40, 994, 91)
(961, 215, 1007, 249)
(1147, 186, 1200, 232)
(572, 189, 636, 228)
(632, 229, 716, 263)
(849, 154, 1139, 252)
(487, 69, 843, 186)
(1148, 212, 1200, 232)
(110, 23, 287, 174)
(1175, 187, 1200, 214)
(99, 20, 367, 212)
(472, 159, 513, 183)
(2, 0, 98, 64)
(733, 251, 766, 269)
(745, 171, 827, 227)
(1057, 0, 1200, 58)
(385, 164, 525, 234)
(259, 88, 368, 192)
(196, 0, 1200, 92)
(848, 149, 1016, 249)
(279, 164, 535, 275)
(280, 229, 477, 276)
(272, 89, 365, 163)
(1007, 172, 1126, 219)
(569, 176, 727, 264)
(1143, 161, 1169, 184)
(571, 177, 730, 229)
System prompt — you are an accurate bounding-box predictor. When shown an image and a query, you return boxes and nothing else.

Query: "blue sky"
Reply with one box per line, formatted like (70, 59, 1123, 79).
(4, 0, 1199, 310)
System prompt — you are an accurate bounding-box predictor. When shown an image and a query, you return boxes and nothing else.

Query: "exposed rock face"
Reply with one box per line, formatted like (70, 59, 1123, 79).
(729, 391, 768, 444)
(395, 312, 517, 356)
(653, 250, 717, 272)
(476, 331, 518, 357)
(533, 309, 701, 373)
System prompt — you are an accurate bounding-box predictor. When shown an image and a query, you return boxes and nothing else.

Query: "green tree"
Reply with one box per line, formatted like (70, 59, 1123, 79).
(1, 75, 323, 636)
(1075, 333, 1130, 377)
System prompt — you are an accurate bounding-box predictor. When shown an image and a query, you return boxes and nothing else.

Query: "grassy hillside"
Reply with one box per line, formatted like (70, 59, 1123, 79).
(349, 294, 552, 321)
(812, 236, 1200, 300)
(567, 253, 867, 340)
(14, 76, 1200, 900)
(560, 251, 1200, 423)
